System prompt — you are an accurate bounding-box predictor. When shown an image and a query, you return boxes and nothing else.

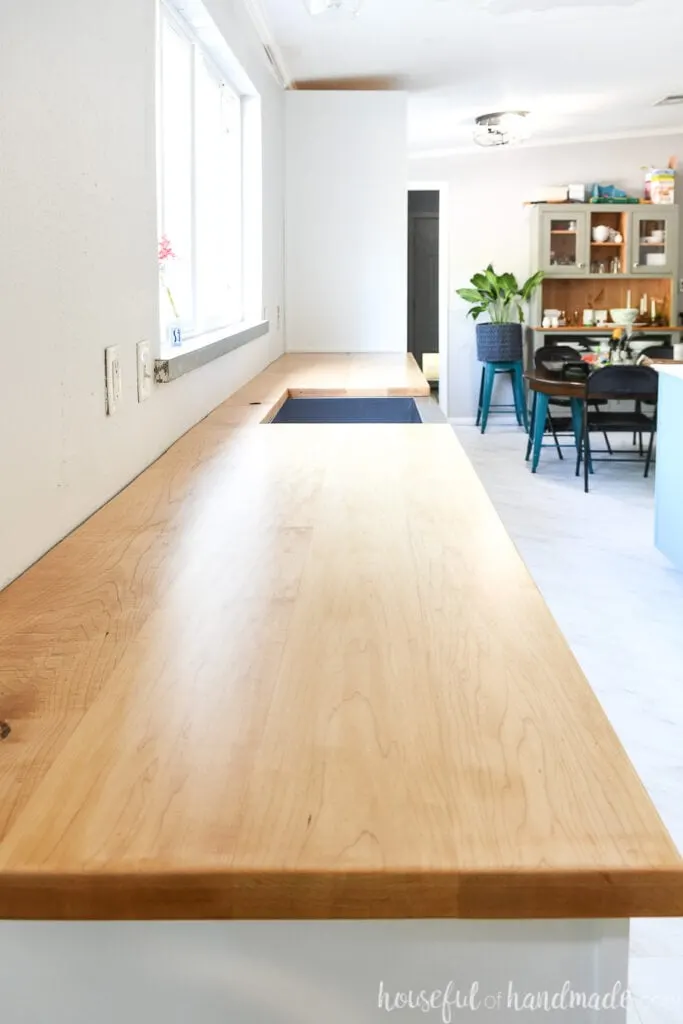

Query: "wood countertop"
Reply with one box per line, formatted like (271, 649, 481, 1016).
(1, 354, 682, 922)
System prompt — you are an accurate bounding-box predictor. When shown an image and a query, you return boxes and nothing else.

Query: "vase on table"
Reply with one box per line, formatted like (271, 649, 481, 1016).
(166, 321, 183, 348)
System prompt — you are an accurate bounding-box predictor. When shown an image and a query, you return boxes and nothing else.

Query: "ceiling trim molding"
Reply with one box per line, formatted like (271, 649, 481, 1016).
(240, 0, 294, 88)
(411, 124, 683, 159)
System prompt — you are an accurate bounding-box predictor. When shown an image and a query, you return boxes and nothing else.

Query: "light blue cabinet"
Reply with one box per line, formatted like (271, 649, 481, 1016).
(654, 368, 683, 571)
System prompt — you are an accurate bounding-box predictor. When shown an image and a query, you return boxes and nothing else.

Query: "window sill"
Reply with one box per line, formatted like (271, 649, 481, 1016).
(154, 320, 270, 383)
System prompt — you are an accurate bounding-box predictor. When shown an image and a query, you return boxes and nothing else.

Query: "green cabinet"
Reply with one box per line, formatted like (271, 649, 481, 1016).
(532, 204, 679, 280)
(540, 207, 593, 274)
(629, 207, 678, 276)
(539, 209, 590, 274)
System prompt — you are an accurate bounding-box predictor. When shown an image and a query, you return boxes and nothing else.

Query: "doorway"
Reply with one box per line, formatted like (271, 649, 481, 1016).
(408, 190, 440, 401)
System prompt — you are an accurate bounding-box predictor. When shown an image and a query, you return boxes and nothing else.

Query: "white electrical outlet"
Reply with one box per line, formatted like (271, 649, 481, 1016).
(136, 340, 153, 402)
(104, 345, 122, 415)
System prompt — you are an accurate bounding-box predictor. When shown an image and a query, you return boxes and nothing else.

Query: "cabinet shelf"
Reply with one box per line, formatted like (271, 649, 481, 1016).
(550, 230, 577, 235)
(591, 241, 622, 247)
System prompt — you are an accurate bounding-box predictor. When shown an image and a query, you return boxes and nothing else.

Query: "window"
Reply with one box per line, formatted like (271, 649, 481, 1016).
(158, 4, 243, 342)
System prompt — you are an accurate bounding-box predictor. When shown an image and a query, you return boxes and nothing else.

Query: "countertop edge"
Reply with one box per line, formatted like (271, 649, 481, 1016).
(651, 363, 683, 379)
(3, 867, 683, 921)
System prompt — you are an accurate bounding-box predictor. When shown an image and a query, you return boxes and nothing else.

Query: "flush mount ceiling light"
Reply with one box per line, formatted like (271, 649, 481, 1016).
(474, 111, 531, 147)
(304, 0, 363, 14)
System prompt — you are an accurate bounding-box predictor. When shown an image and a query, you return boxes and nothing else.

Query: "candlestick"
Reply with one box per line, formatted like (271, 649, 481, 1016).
(651, 298, 656, 320)
(626, 289, 632, 309)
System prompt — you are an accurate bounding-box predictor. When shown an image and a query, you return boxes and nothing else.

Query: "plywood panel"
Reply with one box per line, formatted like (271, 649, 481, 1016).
(542, 277, 674, 325)
(285, 92, 408, 353)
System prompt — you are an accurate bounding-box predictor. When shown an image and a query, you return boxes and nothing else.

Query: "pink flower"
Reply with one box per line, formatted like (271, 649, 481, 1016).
(158, 234, 176, 264)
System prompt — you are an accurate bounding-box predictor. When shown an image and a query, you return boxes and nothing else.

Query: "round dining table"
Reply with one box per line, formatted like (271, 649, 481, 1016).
(523, 370, 586, 473)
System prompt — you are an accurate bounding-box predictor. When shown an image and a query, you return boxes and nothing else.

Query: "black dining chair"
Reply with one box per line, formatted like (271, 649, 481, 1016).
(632, 345, 672, 450)
(639, 344, 674, 360)
(576, 365, 658, 493)
(530, 344, 611, 460)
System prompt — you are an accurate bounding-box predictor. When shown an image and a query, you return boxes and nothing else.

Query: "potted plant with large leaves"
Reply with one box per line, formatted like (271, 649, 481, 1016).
(457, 266, 544, 362)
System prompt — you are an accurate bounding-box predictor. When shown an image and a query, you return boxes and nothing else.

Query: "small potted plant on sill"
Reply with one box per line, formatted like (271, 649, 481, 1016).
(159, 234, 182, 347)
(457, 265, 544, 361)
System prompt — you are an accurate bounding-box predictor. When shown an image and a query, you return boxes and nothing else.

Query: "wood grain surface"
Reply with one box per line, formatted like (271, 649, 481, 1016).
(0, 354, 681, 921)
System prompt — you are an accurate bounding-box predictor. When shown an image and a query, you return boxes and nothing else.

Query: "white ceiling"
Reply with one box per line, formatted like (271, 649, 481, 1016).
(256, 0, 683, 154)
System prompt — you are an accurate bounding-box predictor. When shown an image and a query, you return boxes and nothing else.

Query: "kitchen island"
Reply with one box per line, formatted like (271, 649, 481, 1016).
(654, 362, 683, 571)
(1, 354, 681, 1022)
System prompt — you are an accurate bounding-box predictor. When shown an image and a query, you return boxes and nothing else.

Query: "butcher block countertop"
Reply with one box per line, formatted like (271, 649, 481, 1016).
(1, 353, 681, 921)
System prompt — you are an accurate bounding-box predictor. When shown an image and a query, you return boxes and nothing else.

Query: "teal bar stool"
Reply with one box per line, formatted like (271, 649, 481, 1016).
(476, 361, 529, 434)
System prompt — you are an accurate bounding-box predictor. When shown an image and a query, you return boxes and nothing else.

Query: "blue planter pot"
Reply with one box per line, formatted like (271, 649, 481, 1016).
(476, 323, 523, 362)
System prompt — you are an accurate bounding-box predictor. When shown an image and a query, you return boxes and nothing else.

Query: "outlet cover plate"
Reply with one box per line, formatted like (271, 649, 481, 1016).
(105, 345, 122, 415)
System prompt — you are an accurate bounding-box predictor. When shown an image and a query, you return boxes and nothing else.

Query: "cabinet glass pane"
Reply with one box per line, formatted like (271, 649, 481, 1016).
(548, 218, 579, 268)
(636, 217, 668, 270)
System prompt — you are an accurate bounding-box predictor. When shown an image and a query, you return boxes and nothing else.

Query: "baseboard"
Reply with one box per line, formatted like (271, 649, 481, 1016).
(450, 415, 523, 427)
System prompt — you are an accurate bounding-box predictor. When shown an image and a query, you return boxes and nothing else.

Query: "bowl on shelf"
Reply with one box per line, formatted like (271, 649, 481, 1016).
(592, 225, 611, 243)
(610, 308, 639, 327)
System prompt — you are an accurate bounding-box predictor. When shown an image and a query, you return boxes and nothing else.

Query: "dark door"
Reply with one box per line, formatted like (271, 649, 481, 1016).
(408, 191, 439, 376)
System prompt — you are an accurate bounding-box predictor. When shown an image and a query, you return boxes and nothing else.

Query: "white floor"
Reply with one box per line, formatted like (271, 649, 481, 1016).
(453, 420, 683, 1024)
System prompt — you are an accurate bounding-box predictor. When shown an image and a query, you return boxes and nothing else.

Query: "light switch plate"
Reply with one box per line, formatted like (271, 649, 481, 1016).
(104, 345, 122, 415)
(136, 340, 153, 402)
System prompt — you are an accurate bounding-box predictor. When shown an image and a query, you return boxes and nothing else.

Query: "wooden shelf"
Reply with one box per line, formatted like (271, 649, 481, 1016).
(545, 273, 673, 280)
(541, 277, 675, 326)
(550, 230, 577, 235)
(591, 242, 622, 247)
(532, 325, 683, 333)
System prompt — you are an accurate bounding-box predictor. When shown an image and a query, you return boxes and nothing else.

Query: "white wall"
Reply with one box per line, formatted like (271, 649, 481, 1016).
(410, 134, 683, 419)
(0, 0, 284, 589)
(285, 91, 408, 353)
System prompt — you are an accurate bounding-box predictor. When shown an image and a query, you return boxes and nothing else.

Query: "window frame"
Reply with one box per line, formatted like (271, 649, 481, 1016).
(157, 0, 245, 343)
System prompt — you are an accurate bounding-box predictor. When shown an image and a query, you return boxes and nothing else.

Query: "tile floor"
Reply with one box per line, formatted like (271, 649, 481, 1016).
(453, 421, 683, 1024)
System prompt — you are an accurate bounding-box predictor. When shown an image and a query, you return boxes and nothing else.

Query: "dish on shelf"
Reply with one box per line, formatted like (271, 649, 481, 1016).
(610, 308, 639, 326)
